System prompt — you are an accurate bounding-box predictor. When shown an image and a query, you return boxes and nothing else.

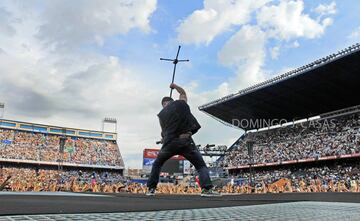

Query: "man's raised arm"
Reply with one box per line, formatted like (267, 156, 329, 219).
(170, 83, 187, 102)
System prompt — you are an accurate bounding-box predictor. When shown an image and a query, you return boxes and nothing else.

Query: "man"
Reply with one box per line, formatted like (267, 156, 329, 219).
(146, 83, 219, 196)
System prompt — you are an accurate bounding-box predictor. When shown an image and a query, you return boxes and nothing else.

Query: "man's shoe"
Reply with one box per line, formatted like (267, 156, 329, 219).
(201, 188, 221, 197)
(146, 188, 156, 196)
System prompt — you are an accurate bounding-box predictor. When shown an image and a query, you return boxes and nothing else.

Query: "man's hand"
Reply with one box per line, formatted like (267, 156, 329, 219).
(156, 140, 163, 145)
(169, 83, 187, 102)
(170, 83, 177, 89)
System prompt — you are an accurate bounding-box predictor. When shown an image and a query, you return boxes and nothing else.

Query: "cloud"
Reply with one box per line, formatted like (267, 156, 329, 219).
(290, 40, 300, 48)
(348, 26, 360, 42)
(314, 1, 336, 17)
(0, 0, 161, 168)
(37, 0, 157, 50)
(270, 46, 280, 59)
(177, 0, 270, 45)
(256, 0, 333, 41)
(218, 26, 266, 67)
(0, 81, 56, 118)
(0, 6, 18, 37)
(0, 44, 165, 162)
(217, 25, 267, 89)
(177, 0, 336, 94)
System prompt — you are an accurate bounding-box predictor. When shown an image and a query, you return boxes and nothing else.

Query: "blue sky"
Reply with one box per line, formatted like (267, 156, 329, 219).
(100, 0, 360, 93)
(0, 0, 360, 168)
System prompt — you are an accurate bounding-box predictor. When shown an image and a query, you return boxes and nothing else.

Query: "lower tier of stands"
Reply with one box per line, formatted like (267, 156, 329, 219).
(225, 158, 360, 193)
(1, 159, 359, 194)
(0, 163, 124, 192)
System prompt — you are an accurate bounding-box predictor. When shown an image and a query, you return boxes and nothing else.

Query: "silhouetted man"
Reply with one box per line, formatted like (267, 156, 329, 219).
(146, 83, 219, 196)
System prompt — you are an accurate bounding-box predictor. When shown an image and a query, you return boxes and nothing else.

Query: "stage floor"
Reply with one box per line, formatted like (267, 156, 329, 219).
(1, 201, 359, 221)
(0, 192, 359, 220)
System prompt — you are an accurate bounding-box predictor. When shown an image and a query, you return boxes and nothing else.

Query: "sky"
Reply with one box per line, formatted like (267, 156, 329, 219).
(0, 0, 360, 168)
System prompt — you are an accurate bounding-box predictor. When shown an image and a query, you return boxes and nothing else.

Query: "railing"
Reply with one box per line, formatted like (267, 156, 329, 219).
(0, 158, 124, 170)
(226, 152, 360, 170)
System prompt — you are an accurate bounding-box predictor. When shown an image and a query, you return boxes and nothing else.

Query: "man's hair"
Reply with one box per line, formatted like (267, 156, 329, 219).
(161, 96, 174, 105)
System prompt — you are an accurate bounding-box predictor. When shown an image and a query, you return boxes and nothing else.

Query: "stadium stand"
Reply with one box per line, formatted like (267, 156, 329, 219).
(199, 44, 360, 193)
(222, 112, 360, 168)
(221, 161, 360, 194)
(0, 119, 123, 167)
(199, 43, 360, 130)
(0, 129, 122, 166)
(0, 119, 125, 192)
(0, 166, 125, 192)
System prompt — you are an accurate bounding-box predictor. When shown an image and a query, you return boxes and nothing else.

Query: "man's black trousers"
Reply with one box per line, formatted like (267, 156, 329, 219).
(147, 137, 213, 190)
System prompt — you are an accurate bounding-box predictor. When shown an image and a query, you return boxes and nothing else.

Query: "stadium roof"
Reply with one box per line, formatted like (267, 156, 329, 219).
(199, 43, 360, 130)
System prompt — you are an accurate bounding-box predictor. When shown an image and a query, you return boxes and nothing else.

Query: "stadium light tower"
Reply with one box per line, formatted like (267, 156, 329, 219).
(0, 102, 5, 119)
(102, 117, 117, 132)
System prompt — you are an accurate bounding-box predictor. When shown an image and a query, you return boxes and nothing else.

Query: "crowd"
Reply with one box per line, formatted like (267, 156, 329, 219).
(0, 166, 125, 192)
(1, 163, 359, 194)
(0, 129, 123, 167)
(225, 163, 360, 193)
(223, 113, 360, 167)
(1, 112, 359, 195)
